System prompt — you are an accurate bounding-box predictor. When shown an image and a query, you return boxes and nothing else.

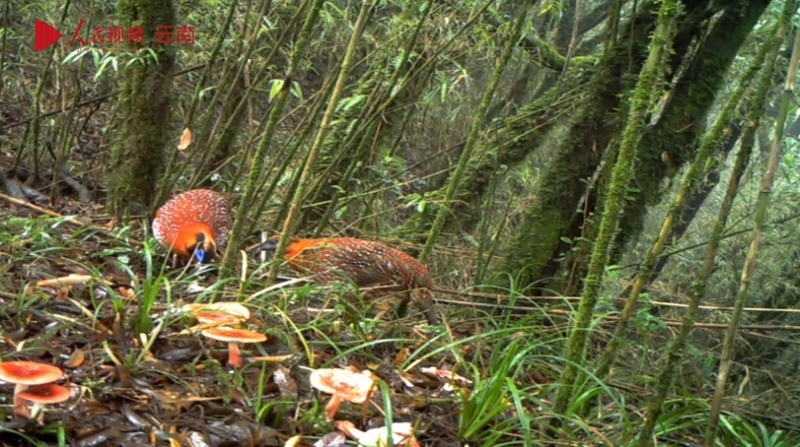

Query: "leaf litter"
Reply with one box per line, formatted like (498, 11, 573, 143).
(0, 202, 482, 446)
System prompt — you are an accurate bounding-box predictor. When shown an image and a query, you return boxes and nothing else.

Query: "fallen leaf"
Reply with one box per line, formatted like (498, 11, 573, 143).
(178, 128, 192, 150)
(186, 431, 212, 447)
(284, 435, 302, 447)
(37, 274, 95, 288)
(118, 287, 136, 300)
(250, 354, 294, 363)
(420, 366, 472, 390)
(335, 421, 419, 447)
(314, 431, 346, 447)
(65, 348, 86, 368)
(273, 365, 298, 397)
(140, 389, 222, 412)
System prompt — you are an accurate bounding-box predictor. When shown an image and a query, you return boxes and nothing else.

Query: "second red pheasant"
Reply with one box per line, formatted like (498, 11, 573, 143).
(152, 189, 231, 264)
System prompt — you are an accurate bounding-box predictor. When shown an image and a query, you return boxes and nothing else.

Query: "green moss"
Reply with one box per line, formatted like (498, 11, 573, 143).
(108, 0, 177, 220)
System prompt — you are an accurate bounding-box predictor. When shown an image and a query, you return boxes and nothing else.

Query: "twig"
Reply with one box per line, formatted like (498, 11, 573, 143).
(433, 298, 800, 331)
(0, 191, 142, 246)
(433, 286, 800, 314)
(0, 191, 91, 224)
(0, 64, 206, 131)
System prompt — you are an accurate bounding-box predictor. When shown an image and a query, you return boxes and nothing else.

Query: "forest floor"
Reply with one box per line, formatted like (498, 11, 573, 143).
(0, 193, 565, 447)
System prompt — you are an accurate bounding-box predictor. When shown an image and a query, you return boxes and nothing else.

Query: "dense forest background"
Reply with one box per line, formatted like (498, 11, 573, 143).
(2, 0, 800, 445)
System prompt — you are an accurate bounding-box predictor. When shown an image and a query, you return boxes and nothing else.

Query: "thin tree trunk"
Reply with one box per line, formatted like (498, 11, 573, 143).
(631, 2, 797, 443)
(550, 0, 678, 425)
(108, 0, 176, 220)
(265, 0, 374, 282)
(218, 0, 325, 279)
(704, 21, 800, 447)
(419, 0, 536, 263)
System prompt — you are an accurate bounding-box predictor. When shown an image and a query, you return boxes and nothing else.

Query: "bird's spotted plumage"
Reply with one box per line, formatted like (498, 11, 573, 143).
(152, 189, 231, 263)
(271, 237, 438, 324)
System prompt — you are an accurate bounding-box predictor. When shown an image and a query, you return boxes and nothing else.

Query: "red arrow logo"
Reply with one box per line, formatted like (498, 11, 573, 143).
(34, 20, 63, 51)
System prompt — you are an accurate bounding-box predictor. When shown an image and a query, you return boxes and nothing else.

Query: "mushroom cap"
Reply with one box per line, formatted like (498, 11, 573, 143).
(0, 362, 63, 386)
(194, 311, 244, 325)
(182, 302, 250, 320)
(17, 384, 71, 404)
(201, 327, 266, 343)
(309, 368, 375, 404)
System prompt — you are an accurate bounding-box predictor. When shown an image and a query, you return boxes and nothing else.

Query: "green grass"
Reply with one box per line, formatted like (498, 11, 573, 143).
(0, 211, 797, 446)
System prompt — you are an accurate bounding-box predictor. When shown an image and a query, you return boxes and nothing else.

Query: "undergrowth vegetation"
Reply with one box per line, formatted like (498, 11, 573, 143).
(3, 0, 800, 445)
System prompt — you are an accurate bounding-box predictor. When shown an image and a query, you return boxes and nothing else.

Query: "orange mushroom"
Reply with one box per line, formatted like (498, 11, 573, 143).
(0, 361, 63, 419)
(182, 302, 250, 323)
(309, 368, 376, 420)
(17, 384, 71, 424)
(201, 327, 266, 368)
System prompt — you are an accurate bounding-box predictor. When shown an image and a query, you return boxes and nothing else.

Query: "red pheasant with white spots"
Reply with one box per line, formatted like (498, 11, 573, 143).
(263, 237, 439, 324)
(152, 189, 231, 264)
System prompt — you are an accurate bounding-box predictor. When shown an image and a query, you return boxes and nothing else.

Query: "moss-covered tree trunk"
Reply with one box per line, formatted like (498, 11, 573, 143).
(630, 1, 796, 442)
(596, 4, 781, 381)
(108, 0, 176, 220)
(393, 17, 603, 244)
(608, 0, 771, 263)
(494, 0, 677, 291)
(550, 0, 678, 424)
(552, 0, 770, 294)
(705, 20, 800, 447)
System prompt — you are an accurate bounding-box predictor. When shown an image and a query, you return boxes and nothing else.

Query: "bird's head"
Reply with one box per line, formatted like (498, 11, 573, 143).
(180, 225, 218, 263)
(260, 235, 301, 252)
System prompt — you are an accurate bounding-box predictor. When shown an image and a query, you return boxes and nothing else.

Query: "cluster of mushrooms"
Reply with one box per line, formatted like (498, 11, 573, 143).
(0, 361, 71, 424)
(309, 367, 420, 446)
(181, 302, 267, 368)
(0, 305, 419, 443)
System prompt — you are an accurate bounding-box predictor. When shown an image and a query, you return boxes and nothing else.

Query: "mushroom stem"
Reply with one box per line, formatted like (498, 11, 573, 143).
(30, 402, 45, 425)
(324, 395, 342, 421)
(227, 342, 242, 368)
(13, 383, 30, 418)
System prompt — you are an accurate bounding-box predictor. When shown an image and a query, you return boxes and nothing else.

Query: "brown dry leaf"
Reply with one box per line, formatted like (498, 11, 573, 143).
(420, 366, 472, 388)
(169, 425, 181, 447)
(395, 348, 410, 367)
(250, 354, 294, 363)
(186, 431, 212, 447)
(273, 365, 298, 397)
(118, 287, 136, 300)
(55, 286, 70, 302)
(178, 128, 192, 150)
(65, 348, 86, 368)
(141, 389, 222, 412)
(37, 274, 94, 288)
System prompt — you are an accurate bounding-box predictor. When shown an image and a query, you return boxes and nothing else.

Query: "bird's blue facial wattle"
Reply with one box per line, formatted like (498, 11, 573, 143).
(195, 247, 207, 263)
(192, 233, 216, 263)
